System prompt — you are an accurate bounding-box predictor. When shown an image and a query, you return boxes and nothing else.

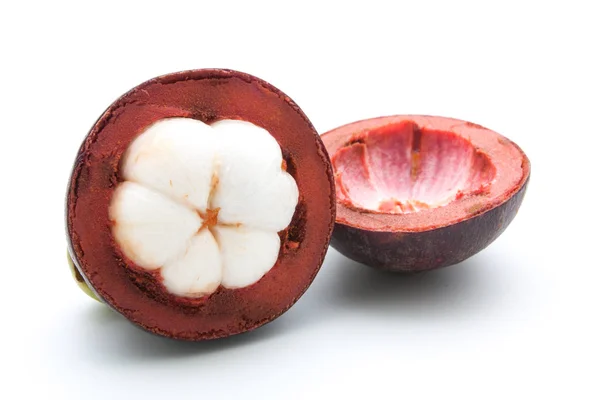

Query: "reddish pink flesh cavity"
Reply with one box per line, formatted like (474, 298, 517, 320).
(332, 121, 496, 213)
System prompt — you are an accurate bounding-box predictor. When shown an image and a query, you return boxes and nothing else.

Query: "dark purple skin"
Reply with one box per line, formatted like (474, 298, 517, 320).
(330, 176, 529, 272)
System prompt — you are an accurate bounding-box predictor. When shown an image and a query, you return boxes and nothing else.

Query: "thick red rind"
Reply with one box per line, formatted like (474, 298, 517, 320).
(322, 115, 530, 272)
(66, 69, 336, 340)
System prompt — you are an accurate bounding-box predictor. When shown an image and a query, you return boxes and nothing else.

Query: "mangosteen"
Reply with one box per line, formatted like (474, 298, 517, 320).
(321, 115, 530, 272)
(66, 69, 335, 340)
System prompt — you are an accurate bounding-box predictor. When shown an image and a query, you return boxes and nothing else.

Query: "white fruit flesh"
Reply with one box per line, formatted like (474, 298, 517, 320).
(109, 118, 299, 298)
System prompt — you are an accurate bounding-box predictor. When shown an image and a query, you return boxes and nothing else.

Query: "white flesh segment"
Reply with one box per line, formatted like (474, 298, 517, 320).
(161, 229, 222, 297)
(122, 118, 217, 212)
(111, 118, 298, 297)
(109, 182, 203, 269)
(213, 225, 281, 289)
(210, 120, 299, 231)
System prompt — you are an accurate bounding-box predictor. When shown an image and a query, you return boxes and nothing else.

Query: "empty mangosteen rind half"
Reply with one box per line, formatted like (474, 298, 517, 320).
(321, 115, 530, 272)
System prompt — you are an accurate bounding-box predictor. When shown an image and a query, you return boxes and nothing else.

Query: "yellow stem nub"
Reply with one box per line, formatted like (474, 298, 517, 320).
(67, 251, 100, 302)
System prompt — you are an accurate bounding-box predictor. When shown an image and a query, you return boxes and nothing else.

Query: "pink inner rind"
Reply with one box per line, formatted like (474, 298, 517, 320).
(332, 121, 496, 213)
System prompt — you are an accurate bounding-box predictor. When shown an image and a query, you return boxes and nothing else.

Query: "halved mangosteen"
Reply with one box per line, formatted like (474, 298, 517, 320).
(66, 69, 335, 340)
(321, 115, 530, 272)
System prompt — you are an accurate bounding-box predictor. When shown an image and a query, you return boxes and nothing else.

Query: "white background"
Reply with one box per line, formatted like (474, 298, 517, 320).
(1, 1, 599, 398)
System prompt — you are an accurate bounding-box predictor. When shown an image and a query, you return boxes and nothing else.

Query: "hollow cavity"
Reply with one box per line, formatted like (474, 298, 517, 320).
(332, 121, 496, 213)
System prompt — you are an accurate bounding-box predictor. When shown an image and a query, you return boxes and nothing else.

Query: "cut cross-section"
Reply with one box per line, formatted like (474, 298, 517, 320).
(66, 68, 337, 341)
(109, 117, 299, 298)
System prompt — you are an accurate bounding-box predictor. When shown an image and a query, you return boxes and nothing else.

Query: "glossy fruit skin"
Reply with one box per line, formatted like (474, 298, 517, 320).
(330, 176, 528, 272)
(66, 69, 336, 340)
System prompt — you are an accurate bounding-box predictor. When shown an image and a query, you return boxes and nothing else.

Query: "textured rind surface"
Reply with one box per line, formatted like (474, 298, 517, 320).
(323, 115, 530, 272)
(66, 69, 336, 340)
(330, 176, 528, 271)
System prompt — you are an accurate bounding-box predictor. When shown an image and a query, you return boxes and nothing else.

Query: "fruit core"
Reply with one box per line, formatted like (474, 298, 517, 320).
(332, 121, 496, 213)
(109, 117, 299, 299)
